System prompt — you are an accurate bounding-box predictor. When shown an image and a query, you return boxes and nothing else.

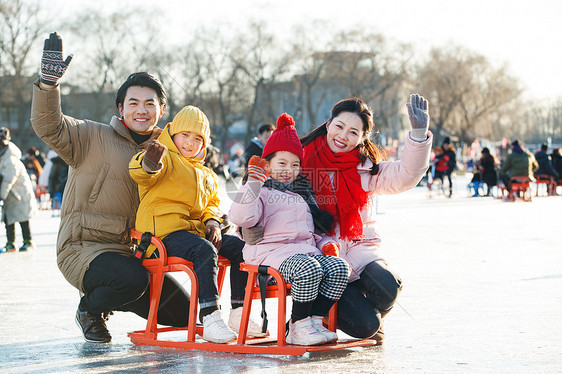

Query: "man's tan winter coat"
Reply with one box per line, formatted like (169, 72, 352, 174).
(31, 80, 160, 291)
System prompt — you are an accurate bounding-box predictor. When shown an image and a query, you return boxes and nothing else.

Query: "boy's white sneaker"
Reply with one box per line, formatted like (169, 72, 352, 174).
(228, 307, 269, 338)
(202, 310, 237, 344)
(286, 317, 327, 346)
(311, 315, 338, 343)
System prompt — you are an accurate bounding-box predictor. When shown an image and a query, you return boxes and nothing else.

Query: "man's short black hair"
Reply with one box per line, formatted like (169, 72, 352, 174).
(541, 142, 548, 151)
(258, 123, 275, 135)
(115, 72, 167, 110)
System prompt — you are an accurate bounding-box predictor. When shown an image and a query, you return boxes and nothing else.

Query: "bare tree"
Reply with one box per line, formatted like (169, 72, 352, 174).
(186, 27, 251, 150)
(64, 6, 163, 120)
(523, 99, 562, 144)
(456, 62, 522, 143)
(418, 46, 525, 145)
(0, 0, 48, 136)
(317, 29, 413, 139)
(235, 21, 294, 142)
(288, 22, 333, 130)
(151, 40, 212, 124)
(417, 46, 473, 144)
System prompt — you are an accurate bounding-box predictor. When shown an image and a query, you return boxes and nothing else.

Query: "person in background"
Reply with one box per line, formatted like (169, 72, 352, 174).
(204, 141, 225, 178)
(440, 137, 456, 197)
(499, 139, 538, 192)
(0, 127, 36, 253)
(429, 146, 449, 193)
(534, 143, 559, 195)
(478, 147, 498, 196)
(47, 154, 69, 209)
(22, 146, 45, 185)
(243, 123, 275, 167)
(551, 148, 562, 180)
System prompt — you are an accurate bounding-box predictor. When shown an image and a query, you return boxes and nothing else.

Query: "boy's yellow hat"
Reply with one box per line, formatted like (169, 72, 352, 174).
(168, 106, 210, 149)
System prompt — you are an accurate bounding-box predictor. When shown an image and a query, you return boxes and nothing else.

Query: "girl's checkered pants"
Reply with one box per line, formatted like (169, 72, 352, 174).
(278, 253, 351, 303)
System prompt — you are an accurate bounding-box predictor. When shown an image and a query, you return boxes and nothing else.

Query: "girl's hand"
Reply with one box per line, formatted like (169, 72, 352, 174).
(322, 242, 340, 257)
(205, 219, 222, 249)
(247, 156, 270, 182)
(241, 225, 264, 245)
(406, 94, 430, 141)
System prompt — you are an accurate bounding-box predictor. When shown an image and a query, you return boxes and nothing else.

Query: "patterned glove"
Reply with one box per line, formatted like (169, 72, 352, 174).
(143, 140, 167, 171)
(406, 93, 430, 141)
(322, 242, 340, 257)
(247, 155, 270, 183)
(40, 32, 73, 86)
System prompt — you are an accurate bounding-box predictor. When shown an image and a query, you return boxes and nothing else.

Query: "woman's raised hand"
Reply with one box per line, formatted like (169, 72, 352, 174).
(406, 94, 430, 140)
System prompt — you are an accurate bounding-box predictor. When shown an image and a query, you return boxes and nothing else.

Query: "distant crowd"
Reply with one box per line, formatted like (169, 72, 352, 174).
(425, 137, 561, 199)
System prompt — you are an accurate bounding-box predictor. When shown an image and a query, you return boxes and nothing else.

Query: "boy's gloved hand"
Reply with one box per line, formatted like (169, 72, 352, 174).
(205, 219, 222, 249)
(40, 32, 73, 86)
(406, 93, 430, 141)
(322, 242, 340, 257)
(247, 156, 269, 183)
(143, 140, 166, 172)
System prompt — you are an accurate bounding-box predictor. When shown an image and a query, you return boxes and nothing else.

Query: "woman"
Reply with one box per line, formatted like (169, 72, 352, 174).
(478, 147, 498, 196)
(0, 127, 36, 252)
(299, 95, 432, 343)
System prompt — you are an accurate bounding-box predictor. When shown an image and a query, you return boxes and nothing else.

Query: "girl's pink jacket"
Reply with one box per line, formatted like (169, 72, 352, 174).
(228, 181, 324, 270)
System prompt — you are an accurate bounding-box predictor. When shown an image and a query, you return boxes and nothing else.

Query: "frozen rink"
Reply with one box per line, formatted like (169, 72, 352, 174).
(1, 175, 561, 373)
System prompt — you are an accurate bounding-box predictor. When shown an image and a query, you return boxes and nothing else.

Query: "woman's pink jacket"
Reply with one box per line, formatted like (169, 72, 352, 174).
(316, 133, 432, 281)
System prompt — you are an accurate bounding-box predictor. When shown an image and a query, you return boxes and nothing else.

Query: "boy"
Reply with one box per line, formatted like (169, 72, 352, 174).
(129, 106, 265, 343)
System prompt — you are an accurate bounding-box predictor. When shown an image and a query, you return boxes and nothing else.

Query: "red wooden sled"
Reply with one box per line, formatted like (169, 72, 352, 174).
(128, 229, 377, 355)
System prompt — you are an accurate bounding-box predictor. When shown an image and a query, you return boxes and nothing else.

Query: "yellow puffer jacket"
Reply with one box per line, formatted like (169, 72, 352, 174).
(129, 125, 221, 257)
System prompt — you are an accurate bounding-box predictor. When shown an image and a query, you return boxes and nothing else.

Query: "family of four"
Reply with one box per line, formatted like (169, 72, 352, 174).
(31, 32, 432, 346)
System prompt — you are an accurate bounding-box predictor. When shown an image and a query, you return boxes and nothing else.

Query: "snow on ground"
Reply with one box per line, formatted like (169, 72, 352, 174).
(0, 174, 560, 373)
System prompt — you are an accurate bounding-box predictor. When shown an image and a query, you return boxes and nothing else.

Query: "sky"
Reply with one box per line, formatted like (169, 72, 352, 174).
(54, 0, 562, 101)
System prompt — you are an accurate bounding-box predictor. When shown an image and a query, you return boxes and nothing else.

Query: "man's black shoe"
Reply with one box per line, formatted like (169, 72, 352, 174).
(75, 308, 112, 343)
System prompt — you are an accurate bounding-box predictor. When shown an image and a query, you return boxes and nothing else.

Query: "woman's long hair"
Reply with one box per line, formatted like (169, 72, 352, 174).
(300, 98, 386, 175)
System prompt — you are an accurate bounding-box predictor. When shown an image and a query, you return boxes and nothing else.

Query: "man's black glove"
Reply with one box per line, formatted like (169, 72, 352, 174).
(40, 32, 73, 86)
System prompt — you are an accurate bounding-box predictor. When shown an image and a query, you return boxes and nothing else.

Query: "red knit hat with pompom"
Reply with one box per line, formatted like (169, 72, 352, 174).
(262, 113, 303, 162)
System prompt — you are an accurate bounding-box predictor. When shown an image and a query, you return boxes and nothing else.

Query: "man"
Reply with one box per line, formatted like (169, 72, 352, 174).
(499, 139, 539, 191)
(441, 137, 456, 197)
(243, 123, 274, 167)
(535, 142, 559, 175)
(31, 32, 190, 343)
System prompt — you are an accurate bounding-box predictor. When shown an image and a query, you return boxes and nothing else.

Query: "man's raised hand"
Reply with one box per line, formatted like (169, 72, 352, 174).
(40, 32, 73, 86)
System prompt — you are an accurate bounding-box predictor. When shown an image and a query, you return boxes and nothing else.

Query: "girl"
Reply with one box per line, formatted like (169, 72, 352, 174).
(229, 113, 351, 346)
(298, 95, 432, 344)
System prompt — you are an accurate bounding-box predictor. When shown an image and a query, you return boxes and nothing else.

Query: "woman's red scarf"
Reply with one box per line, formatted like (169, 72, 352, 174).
(302, 135, 369, 240)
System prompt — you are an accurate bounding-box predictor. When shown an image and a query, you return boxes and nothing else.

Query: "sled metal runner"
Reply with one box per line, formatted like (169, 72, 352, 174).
(128, 229, 377, 355)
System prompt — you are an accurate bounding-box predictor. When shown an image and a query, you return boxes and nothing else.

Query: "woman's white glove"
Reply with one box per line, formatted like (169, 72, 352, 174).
(406, 94, 430, 142)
